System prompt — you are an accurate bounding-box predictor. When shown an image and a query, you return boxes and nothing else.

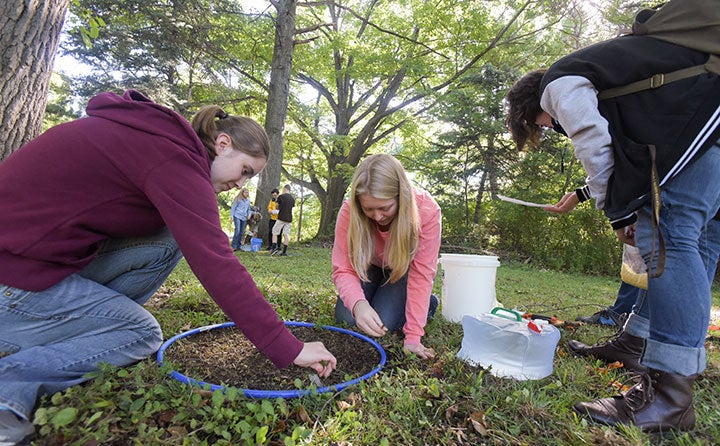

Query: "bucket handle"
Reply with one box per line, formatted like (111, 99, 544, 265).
(490, 307, 522, 321)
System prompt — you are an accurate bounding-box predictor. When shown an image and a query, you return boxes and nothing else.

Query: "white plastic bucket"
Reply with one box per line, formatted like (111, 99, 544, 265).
(438, 254, 500, 323)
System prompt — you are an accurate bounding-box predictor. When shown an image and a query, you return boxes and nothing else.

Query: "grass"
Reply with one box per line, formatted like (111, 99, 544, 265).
(31, 245, 720, 445)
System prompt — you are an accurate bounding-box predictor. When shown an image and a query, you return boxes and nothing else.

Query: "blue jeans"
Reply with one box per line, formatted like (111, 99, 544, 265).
(334, 265, 438, 331)
(625, 144, 720, 376)
(231, 217, 248, 249)
(611, 282, 640, 315)
(0, 227, 182, 419)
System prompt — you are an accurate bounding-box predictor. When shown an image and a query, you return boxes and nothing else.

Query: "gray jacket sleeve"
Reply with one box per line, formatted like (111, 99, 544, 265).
(541, 76, 615, 210)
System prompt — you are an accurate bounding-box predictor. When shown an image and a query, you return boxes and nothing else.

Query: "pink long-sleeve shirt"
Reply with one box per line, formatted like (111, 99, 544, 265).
(332, 188, 441, 346)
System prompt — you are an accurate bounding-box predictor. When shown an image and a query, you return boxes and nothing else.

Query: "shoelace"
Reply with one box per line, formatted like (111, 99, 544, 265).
(623, 372, 655, 412)
(602, 308, 628, 327)
(591, 325, 625, 346)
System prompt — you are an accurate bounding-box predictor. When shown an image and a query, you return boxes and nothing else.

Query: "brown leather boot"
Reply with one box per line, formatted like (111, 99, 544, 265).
(573, 368, 696, 432)
(567, 331, 647, 373)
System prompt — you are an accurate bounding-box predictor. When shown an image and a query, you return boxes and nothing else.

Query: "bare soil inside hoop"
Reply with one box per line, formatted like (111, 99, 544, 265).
(162, 324, 382, 391)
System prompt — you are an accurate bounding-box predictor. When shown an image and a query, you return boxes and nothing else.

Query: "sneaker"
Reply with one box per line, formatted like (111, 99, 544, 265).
(576, 307, 626, 327)
(0, 410, 34, 446)
(270, 249, 279, 256)
(279, 252, 287, 256)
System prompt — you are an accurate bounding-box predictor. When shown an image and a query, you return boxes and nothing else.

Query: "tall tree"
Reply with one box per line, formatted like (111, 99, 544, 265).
(57, 0, 578, 240)
(63, 0, 292, 241)
(417, 65, 519, 234)
(283, 0, 558, 236)
(1, 0, 70, 160)
(255, 0, 297, 241)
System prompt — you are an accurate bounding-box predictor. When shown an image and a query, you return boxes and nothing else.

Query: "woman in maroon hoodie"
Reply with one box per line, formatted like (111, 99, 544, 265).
(0, 90, 336, 443)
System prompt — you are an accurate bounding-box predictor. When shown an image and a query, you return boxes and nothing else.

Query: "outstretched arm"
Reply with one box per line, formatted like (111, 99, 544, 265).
(293, 342, 337, 377)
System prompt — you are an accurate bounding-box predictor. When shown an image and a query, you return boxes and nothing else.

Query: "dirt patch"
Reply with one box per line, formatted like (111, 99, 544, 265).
(162, 325, 382, 391)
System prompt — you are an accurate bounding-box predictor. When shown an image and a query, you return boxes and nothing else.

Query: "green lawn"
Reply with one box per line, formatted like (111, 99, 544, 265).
(31, 246, 720, 445)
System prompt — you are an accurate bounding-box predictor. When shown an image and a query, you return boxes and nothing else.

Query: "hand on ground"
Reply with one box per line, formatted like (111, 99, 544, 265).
(293, 342, 337, 378)
(352, 300, 388, 337)
(403, 343, 436, 359)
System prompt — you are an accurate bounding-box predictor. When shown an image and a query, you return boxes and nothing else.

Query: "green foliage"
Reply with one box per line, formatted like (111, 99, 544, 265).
(34, 362, 307, 445)
(30, 248, 720, 444)
(43, 73, 82, 131)
(63, 0, 270, 116)
(55, 0, 605, 243)
(70, 0, 106, 49)
(490, 201, 621, 275)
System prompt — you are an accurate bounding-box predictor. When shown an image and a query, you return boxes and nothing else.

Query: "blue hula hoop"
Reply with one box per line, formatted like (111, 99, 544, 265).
(157, 321, 387, 399)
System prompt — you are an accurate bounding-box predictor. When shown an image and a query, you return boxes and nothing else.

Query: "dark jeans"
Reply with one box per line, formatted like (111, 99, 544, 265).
(611, 281, 640, 315)
(267, 219, 276, 246)
(334, 264, 438, 331)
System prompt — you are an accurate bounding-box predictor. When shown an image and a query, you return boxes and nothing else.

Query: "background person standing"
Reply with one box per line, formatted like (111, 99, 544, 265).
(230, 188, 251, 250)
(270, 184, 295, 256)
(266, 188, 279, 249)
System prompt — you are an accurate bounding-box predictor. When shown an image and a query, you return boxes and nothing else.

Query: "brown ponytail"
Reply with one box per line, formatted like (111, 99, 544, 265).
(190, 105, 270, 160)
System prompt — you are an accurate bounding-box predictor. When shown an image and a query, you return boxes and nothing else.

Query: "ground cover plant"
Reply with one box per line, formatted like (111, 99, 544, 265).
(30, 246, 720, 445)
(163, 324, 382, 390)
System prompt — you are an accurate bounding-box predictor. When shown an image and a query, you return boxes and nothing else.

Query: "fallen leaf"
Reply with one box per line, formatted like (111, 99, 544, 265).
(430, 360, 444, 378)
(293, 406, 313, 424)
(445, 404, 459, 423)
(610, 380, 631, 393)
(192, 389, 213, 398)
(607, 361, 624, 369)
(347, 392, 362, 405)
(157, 410, 177, 426)
(455, 428, 469, 442)
(597, 361, 624, 373)
(336, 400, 352, 411)
(468, 411, 488, 435)
(167, 426, 188, 439)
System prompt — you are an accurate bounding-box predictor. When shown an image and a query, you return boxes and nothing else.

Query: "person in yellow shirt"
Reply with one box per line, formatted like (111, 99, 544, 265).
(266, 188, 279, 249)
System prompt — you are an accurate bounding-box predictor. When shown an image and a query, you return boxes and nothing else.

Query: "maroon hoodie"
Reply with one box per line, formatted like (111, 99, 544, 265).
(0, 90, 302, 367)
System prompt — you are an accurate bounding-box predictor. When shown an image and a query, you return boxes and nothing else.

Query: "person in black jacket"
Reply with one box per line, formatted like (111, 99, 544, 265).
(505, 34, 720, 432)
(270, 184, 295, 256)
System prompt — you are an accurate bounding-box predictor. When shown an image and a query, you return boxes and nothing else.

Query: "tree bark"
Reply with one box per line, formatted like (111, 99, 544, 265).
(318, 173, 350, 239)
(255, 0, 296, 243)
(1, 0, 70, 161)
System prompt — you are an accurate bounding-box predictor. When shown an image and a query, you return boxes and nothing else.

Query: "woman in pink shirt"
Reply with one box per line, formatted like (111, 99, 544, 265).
(332, 154, 442, 359)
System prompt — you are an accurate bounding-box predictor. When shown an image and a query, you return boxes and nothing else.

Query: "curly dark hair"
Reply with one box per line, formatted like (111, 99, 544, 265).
(504, 69, 547, 149)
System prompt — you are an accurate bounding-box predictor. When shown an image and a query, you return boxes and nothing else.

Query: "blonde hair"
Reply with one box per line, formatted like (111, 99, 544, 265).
(233, 187, 249, 202)
(190, 105, 269, 161)
(347, 154, 419, 283)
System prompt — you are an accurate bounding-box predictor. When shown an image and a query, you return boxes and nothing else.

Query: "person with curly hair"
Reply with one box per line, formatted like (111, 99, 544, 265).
(505, 32, 720, 432)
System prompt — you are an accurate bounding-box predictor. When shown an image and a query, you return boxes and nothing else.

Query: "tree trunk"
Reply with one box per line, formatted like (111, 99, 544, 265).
(1, 0, 70, 161)
(317, 172, 350, 238)
(255, 0, 296, 244)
